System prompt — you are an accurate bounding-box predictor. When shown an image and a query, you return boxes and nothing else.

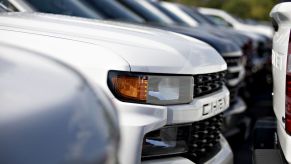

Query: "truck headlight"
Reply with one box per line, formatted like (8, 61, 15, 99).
(108, 71, 194, 105)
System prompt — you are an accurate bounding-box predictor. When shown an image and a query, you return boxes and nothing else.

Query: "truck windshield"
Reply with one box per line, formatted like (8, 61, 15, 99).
(0, 6, 5, 12)
(206, 14, 233, 27)
(118, 0, 176, 26)
(82, 0, 144, 23)
(180, 6, 217, 26)
(0, 3, 6, 12)
(0, 0, 18, 12)
(148, 1, 188, 26)
(24, 0, 104, 19)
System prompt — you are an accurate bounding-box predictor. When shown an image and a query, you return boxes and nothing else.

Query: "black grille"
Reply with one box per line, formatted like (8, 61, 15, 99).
(186, 114, 223, 163)
(226, 72, 240, 80)
(229, 86, 239, 105)
(142, 114, 224, 163)
(194, 72, 226, 97)
(224, 56, 242, 67)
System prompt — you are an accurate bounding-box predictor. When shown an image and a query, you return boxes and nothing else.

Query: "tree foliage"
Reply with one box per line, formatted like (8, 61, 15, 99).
(166, 0, 278, 21)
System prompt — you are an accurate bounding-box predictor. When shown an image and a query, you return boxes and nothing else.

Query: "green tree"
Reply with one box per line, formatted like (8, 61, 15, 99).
(166, 0, 278, 21)
(222, 0, 252, 19)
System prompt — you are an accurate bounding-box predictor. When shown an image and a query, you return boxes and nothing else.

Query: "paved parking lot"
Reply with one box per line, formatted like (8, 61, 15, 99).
(230, 70, 274, 164)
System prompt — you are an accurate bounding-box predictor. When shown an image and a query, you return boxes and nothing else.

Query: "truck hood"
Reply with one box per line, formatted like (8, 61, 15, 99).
(153, 23, 241, 55)
(0, 12, 226, 74)
(196, 25, 247, 48)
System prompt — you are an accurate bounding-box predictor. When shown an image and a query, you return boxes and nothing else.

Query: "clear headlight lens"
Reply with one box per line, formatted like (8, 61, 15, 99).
(108, 71, 194, 105)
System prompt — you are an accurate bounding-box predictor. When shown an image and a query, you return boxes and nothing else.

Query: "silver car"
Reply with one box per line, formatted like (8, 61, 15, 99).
(0, 43, 119, 164)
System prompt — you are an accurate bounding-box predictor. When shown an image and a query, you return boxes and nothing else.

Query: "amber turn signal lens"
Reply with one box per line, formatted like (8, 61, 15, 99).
(108, 71, 193, 105)
(111, 75, 148, 101)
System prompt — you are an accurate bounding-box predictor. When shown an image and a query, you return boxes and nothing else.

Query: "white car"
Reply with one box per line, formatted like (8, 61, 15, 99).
(270, 2, 291, 163)
(0, 12, 232, 164)
(199, 7, 274, 38)
(0, 43, 119, 164)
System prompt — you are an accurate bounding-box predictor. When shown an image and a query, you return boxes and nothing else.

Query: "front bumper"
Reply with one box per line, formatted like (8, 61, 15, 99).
(115, 86, 230, 164)
(277, 122, 291, 163)
(142, 135, 233, 164)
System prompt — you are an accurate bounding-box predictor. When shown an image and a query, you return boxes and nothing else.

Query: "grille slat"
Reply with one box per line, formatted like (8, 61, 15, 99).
(142, 114, 224, 162)
(229, 86, 239, 105)
(224, 56, 242, 67)
(194, 72, 226, 97)
(226, 72, 240, 80)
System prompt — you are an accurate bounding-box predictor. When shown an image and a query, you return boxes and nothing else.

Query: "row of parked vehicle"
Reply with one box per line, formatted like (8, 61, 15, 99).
(0, 0, 287, 164)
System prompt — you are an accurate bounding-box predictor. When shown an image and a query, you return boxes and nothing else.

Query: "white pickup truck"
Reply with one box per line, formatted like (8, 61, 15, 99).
(266, 2, 291, 164)
(0, 12, 232, 164)
(199, 7, 274, 39)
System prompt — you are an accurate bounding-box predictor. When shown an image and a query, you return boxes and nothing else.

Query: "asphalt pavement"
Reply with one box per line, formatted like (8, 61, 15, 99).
(229, 69, 274, 164)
